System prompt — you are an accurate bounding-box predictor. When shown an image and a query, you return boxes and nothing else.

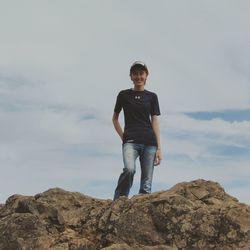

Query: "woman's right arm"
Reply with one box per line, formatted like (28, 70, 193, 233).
(112, 112, 123, 141)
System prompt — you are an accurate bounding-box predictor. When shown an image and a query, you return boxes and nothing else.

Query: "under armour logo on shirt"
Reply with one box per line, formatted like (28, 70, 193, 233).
(135, 96, 141, 99)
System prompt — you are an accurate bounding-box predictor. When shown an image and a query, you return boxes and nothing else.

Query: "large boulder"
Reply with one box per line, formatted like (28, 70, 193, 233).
(0, 179, 249, 249)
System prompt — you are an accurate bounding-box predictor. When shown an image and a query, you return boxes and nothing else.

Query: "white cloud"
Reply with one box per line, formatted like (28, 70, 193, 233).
(0, 1, 250, 204)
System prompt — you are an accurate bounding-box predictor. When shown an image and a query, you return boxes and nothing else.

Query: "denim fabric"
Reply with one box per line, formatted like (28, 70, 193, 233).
(113, 142, 157, 200)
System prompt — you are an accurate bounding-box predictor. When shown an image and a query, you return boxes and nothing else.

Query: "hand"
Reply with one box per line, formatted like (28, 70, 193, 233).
(154, 149, 162, 166)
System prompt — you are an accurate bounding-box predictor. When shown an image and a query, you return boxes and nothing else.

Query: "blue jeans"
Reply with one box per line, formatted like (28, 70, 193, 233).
(113, 143, 157, 200)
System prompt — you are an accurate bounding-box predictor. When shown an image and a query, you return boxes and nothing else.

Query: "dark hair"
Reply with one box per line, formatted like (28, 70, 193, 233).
(130, 62, 149, 76)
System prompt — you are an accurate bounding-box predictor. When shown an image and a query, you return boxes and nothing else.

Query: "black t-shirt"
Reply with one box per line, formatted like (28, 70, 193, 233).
(114, 88, 160, 146)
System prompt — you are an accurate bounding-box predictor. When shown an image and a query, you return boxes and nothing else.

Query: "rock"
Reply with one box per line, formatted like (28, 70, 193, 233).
(0, 179, 249, 249)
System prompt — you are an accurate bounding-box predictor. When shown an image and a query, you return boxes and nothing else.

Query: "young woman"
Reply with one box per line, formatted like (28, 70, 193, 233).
(113, 61, 162, 200)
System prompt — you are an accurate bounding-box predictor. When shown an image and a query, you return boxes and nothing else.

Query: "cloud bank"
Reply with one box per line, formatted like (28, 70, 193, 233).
(0, 1, 249, 204)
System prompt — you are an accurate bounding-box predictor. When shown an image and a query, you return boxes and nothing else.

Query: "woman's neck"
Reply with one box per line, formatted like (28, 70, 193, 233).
(132, 85, 145, 91)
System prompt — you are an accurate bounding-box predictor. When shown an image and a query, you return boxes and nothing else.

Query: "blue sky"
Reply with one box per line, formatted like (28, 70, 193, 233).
(0, 0, 250, 204)
(185, 109, 250, 122)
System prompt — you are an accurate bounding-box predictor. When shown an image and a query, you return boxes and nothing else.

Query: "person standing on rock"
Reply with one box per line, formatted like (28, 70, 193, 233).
(112, 61, 162, 200)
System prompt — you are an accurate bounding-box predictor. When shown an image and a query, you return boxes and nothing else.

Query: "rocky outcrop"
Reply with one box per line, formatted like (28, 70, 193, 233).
(0, 179, 249, 250)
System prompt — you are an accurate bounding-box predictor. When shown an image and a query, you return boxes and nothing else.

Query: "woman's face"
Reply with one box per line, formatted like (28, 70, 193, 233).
(130, 70, 148, 86)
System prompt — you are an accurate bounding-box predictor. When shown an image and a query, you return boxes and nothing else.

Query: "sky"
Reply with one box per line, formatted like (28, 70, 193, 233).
(0, 0, 250, 204)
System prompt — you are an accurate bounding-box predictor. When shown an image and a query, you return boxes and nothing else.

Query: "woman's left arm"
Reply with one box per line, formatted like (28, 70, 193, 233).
(151, 115, 162, 166)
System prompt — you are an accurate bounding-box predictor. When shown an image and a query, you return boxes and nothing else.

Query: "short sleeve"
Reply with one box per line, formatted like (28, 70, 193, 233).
(114, 92, 123, 114)
(151, 94, 161, 116)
